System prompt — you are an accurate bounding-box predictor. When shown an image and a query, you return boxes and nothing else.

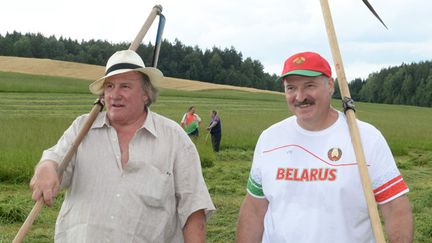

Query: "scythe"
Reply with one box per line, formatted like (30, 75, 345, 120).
(319, 0, 387, 242)
(13, 5, 165, 243)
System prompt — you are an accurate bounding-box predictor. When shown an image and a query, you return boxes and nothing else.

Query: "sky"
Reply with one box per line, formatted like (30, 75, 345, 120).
(1, 0, 431, 82)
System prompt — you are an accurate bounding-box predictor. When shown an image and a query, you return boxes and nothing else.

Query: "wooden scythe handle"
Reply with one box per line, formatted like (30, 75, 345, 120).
(129, 5, 163, 51)
(13, 98, 104, 243)
(13, 5, 164, 242)
(319, 0, 386, 242)
(12, 199, 44, 243)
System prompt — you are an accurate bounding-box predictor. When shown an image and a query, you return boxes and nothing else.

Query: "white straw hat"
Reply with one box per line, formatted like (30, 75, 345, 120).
(89, 50, 163, 95)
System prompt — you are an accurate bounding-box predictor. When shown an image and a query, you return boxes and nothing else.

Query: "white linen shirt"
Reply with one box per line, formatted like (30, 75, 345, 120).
(41, 109, 215, 243)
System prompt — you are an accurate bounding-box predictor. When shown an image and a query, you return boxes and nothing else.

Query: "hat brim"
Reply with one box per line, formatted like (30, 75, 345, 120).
(276, 70, 323, 82)
(89, 67, 163, 95)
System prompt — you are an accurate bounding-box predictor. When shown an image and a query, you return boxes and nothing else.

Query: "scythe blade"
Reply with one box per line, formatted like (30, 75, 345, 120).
(362, 0, 388, 29)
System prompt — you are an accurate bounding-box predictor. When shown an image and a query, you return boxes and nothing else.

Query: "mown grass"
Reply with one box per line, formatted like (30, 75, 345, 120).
(1, 71, 431, 242)
(353, 102, 432, 154)
(0, 71, 91, 93)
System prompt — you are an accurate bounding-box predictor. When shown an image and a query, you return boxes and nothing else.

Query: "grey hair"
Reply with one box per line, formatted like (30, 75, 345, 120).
(320, 76, 330, 84)
(139, 73, 158, 107)
(321, 76, 335, 97)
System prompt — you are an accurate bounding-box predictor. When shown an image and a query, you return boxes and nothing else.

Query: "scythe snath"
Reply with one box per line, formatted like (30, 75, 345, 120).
(319, 0, 387, 242)
(12, 5, 165, 243)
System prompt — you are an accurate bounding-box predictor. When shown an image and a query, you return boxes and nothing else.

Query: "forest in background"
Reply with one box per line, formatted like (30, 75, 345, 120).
(1, 31, 431, 107)
(0, 32, 281, 92)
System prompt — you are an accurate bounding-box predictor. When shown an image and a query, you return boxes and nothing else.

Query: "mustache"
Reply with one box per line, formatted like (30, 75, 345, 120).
(294, 99, 315, 107)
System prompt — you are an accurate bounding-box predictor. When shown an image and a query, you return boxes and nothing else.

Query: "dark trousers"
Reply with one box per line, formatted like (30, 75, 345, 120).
(189, 128, 199, 137)
(211, 133, 221, 152)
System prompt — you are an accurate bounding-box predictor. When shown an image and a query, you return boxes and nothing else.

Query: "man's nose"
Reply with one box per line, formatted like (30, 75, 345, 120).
(295, 88, 307, 102)
(110, 87, 122, 99)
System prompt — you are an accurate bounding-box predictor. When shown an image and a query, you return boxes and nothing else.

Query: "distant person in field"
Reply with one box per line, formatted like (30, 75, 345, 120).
(206, 110, 222, 152)
(180, 106, 202, 138)
(30, 50, 215, 242)
(236, 52, 413, 243)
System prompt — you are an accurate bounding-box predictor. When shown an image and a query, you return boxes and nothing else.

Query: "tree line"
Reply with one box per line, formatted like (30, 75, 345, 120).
(1, 31, 431, 107)
(333, 61, 432, 107)
(0, 31, 282, 92)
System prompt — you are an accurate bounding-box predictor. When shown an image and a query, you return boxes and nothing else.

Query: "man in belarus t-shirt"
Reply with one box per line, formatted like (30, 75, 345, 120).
(236, 52, 413, 243)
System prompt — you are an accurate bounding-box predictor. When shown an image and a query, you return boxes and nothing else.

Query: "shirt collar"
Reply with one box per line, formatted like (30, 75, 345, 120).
(91, 108, 158, 138)
(92, 111, 109, 128)
(142, 107, 158, 137)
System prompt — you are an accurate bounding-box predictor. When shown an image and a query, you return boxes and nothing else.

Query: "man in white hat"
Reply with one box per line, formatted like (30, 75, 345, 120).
(30, 50, 215, 242)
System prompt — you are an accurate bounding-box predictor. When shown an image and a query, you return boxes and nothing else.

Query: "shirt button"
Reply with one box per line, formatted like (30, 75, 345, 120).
(116, 193, 120, 197)
(110, 215, 115, 220)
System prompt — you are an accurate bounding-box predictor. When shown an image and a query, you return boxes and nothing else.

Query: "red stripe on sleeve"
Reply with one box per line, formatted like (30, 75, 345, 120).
(373, 175, 402, 194)
(374, 180, 408, 203)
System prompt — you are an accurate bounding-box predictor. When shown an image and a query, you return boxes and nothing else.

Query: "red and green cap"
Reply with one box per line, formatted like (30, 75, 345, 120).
(276, 52, 332, 82)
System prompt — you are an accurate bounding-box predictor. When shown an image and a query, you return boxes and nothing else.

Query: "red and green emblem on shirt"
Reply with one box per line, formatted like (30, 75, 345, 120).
(328, 147, 342, 161)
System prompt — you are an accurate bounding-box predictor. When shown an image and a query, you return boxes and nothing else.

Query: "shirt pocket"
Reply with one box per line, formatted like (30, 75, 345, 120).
(125, 160, 174, 208)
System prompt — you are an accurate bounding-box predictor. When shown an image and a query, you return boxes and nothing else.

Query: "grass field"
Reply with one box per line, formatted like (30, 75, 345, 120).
(1, 71, 431, 242)
(0, 56, 282, 93)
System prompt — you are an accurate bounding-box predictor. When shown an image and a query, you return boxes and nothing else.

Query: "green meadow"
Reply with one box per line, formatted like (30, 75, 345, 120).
(1, 71, 431, 242)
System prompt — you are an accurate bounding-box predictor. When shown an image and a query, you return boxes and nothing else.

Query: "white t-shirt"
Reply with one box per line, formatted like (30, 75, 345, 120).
(247, 112, 408, 243)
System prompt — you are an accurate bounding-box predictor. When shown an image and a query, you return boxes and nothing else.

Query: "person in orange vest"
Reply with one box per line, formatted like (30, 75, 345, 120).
(180, 106, 202, 137)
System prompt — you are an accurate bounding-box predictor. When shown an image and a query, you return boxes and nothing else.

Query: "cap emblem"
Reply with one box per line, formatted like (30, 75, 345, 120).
(293, 56, 306, 65)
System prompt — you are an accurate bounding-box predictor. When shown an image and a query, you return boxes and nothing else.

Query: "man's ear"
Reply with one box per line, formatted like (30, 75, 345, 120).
(329, 77, 335, 96)
(142, 91, 149, 105)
